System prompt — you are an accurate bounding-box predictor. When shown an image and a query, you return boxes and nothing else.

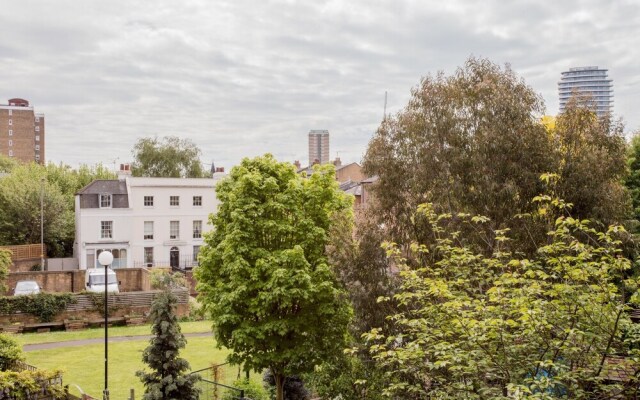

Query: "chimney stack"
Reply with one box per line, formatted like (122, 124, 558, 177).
(117, 163, 132, 181)
(293, 160, 301, 169)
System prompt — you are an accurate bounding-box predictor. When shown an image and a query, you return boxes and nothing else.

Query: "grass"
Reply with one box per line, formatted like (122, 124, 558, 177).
(16, 320, 212, 345)
(26, 335, 237, 399)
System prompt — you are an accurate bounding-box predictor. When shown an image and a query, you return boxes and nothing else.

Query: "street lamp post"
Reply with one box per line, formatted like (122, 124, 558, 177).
(97, 251, 114, 400)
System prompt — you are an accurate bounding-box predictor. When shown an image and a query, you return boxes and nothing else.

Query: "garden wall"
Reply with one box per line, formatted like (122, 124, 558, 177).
(0, 289, 190, 326)
(6, 268, 150, 294)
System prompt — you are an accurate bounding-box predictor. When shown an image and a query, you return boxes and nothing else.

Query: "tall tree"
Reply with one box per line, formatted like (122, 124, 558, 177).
(626, 132, 640, 225)
(0, 161, 115, 257)
(362, 57, 629, 256)
(136, 291, 200, 400)
(131, 136, 207, 178)
(196, 154, 353, 400)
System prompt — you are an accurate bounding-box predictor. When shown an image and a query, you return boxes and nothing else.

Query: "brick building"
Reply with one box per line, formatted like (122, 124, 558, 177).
(0, 98, 45, 164)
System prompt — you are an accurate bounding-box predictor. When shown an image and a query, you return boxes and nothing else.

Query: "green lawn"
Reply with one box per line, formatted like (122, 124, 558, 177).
(19, 321, 248, 399)
(27, 336, 236, 399)
(16, 320, 213, 345)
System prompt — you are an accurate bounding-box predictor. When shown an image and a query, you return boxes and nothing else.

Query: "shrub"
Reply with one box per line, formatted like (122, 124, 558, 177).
(0, 369, 66, 399)
(222, 378, 269, 400)
(150, 269, 187, 290)
(0, 293, 75, 322)
(0, 333, 24, 371)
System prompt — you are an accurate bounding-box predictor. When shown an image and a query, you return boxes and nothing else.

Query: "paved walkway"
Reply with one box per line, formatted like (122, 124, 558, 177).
(23, 332, 212, 352)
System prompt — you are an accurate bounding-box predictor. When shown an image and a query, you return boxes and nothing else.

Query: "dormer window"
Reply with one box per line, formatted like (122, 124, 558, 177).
(100, 194, 112, 208)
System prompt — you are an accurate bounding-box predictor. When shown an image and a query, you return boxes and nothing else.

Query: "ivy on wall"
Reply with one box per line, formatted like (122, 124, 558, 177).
(0, 293, 76, 322)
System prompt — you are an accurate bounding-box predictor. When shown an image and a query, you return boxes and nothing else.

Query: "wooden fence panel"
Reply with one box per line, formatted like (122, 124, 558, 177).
(0, 244, 46, 261)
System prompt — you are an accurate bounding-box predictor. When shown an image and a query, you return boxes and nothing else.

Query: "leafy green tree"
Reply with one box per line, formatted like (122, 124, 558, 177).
(365, 186, 638, 399)
(626, 132, 640, 224)
(0, 250, 9, 295)
(362, 57, 629, 257)
(0, 161, 114, 257)
(0, 333, 24, 371)
(136, 291, 200, 400)
(0, 164, 72, 257)
(196, 154, 353, 400)
(132, 136, 207, 178)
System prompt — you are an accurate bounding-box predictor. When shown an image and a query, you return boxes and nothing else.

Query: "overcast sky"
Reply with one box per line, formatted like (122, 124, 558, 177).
(2, 0, 639, 169)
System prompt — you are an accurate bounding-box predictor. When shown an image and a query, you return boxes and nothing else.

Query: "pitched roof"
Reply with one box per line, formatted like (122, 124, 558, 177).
(76, 180, 128, 195)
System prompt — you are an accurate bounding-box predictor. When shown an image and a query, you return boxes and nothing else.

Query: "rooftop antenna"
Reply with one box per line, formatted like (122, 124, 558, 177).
(383, 91, 388, 121)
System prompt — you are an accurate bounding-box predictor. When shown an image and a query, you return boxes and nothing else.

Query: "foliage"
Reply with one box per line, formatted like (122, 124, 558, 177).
(626, 132, 640, 226)
(364, 192, 638, 399)
(263, 370, 309, 400)
(85, 292, 120, 318)
(0, 293, 75, 322)
(136, 290, 200, 400)
(550, 97, 629, 226)
(0, 250, 10, 295)
(131, 136, 208, 178)
(196, 154, 353, 400)
(306, 348, 386, 400)
(222, 378, 269, 400)
(0, 369, 66, 399)
(149, 269, 187, 291)
(0, 334, 24, 371)
(0, 161, 115, 257)
(362, 57, 629, 256)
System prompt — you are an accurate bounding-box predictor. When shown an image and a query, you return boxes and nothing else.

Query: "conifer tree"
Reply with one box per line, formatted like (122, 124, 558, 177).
(137, 291, 200, 400)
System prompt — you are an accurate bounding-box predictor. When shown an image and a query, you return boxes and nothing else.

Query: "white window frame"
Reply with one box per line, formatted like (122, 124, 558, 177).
(35, 116, 40, 122)
(35, 126, 39, 132)
(144, 247, 154, 266)
(144, 196, 154, 207)
(8, 150, 13, 157)
(8, 140, 12, 147)
(193, 196, 202, 206)
(170, 221, 180, 239)
(193, 220, 202, 239)
(99, 194, 112, 208)
(8, 130, 12, 136)
(35, 135, 40, 142)
(35, 144, 40, 151)
(193, 245, 201, 262)
(101, 221, 113, 239)
(170, 196, 180, 207)
(8, 120, 12, 126)
(8, 110, 11, 116)
(144, 221, 154, 240)
(35, 155, 40, 161)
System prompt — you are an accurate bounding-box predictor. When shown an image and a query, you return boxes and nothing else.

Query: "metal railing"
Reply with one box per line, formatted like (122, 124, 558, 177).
(133, 255, 199, 271)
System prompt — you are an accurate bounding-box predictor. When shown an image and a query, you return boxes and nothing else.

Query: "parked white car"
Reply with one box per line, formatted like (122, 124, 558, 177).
(85, 268, 120, 293)
(14, 280, 41, 296)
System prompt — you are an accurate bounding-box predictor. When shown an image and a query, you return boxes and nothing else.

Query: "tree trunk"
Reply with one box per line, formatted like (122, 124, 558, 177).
(275, 373, 285, 400)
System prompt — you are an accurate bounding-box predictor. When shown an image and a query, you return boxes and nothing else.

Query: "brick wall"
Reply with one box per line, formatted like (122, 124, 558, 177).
(6, 268, 150, 294)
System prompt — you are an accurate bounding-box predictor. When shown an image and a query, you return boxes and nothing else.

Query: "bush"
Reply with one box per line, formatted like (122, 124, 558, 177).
(0, 369, 66, 399)
(0, 334, 24, 371)
(150, 269, 187, 290)
(222, 378, 269, 400)
(0, 293, 75, 322)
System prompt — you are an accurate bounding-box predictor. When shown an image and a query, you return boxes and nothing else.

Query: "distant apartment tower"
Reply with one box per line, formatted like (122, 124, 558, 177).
(0, 98, 45, 164)
(558, 66, 613, 118)
(308, 129, 329, 165)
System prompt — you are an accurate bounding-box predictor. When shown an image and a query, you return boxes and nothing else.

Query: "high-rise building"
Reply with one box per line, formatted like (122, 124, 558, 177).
(558, 66, 613, 118)
(308, 129, 329, 165)
(0, 98, 45, 164)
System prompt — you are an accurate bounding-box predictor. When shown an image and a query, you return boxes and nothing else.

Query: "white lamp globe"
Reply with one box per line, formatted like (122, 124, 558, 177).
(98, 251, 114, 267)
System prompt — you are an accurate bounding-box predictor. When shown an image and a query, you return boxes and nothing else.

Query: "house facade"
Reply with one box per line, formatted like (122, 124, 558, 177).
(75, 167, 224, 270)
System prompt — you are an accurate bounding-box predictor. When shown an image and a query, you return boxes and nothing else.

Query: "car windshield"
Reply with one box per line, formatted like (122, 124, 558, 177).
(89, 275, 118, 285)
(17, 282, 39, 290)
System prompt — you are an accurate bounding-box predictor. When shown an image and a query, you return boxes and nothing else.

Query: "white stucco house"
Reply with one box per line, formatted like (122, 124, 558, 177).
(74, 166, 225, 270)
